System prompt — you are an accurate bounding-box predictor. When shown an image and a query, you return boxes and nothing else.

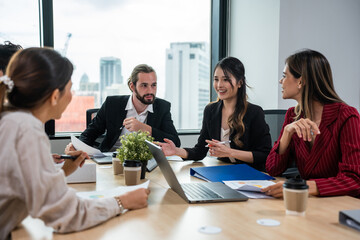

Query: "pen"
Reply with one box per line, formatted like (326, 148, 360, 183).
(119, 125, 125, 131)
(60, 155, 77, 160)
(206, 140, 231, 147)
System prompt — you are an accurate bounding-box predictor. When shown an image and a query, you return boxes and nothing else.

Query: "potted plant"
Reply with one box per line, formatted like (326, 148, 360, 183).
(116, 130, 154, 179)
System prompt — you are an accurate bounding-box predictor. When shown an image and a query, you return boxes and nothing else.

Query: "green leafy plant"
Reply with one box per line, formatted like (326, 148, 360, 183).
(116, 130, 154, 163)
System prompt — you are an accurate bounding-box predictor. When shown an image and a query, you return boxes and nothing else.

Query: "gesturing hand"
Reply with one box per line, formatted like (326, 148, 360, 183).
(157, 138, 177, 156)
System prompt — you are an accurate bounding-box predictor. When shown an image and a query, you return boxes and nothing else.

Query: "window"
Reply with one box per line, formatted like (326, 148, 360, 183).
(0, 0, 40, 48)
(53, 0, 211, 132)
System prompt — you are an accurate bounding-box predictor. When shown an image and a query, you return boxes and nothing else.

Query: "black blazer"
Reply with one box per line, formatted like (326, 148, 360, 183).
(80, 95, 181, 152)
(184, 101, 271, 171)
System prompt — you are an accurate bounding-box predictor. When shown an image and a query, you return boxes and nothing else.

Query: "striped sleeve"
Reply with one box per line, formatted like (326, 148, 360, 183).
(315, 112, 360, 197)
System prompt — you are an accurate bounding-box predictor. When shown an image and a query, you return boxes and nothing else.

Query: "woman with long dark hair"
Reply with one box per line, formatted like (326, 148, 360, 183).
(263, 49, 360, 198)
(0, 48, 150, 239)
(158, 57, 271, 171)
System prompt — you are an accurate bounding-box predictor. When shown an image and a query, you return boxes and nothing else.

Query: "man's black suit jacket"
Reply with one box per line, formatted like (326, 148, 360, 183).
(80, 95, 180, 152)
(183, 101, 271, 171)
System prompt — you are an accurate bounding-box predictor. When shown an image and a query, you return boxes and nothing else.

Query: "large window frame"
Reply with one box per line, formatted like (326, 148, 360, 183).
(39, 0, 229, 137)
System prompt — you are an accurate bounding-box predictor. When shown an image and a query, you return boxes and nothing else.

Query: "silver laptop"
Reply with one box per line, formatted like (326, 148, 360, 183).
(145, 140, 248, 203)
(91, 152, 113, 164)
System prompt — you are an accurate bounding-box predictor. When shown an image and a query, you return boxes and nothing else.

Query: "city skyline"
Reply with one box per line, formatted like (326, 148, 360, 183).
(1, 0, 211, 132)
(166, 42, 210, 129)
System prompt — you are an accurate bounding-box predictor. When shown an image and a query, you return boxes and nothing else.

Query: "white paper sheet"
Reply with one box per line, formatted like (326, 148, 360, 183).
(76, 180, 150, 199)
(237, 190, 274, 199)
(166, 155, 183, 161)
(71, 135, 106, 157)
(224, 180, 275, 199)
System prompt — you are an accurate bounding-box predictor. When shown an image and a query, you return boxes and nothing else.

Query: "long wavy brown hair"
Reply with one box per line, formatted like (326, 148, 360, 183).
(286, 49, 343, 120)
(214, 57, 248, 148)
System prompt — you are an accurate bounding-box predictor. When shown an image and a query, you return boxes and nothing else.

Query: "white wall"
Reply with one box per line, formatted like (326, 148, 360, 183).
(230, 0, 360, 111)
(229, 0, 281, 109)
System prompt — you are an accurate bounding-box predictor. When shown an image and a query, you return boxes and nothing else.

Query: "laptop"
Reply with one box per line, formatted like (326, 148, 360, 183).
(92, 152, 158, 172)
(92, 152, 113, 164)
(145, 140, 248, 203)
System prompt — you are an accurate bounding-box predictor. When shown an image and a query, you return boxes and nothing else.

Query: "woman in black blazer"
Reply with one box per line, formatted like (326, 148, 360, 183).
(158, 57, 271, 171)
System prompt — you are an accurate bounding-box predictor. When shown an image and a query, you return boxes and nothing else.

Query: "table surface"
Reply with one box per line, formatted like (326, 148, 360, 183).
(11, 157, 360, 240)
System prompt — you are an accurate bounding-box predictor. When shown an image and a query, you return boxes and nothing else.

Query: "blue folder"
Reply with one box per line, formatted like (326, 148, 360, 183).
(190, 164, 275, 182)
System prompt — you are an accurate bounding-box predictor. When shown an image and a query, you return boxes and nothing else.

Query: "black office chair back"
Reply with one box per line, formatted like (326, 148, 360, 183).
(264, 109, 299, 178)
(86, 108, 100, 127)
(263, 109, 287, 145)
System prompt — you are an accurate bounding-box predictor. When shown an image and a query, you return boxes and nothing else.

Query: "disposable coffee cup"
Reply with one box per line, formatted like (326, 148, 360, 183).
(283, 178, 309, 216)
(123, 160, 141, 186)
(112, 152, 123, 175)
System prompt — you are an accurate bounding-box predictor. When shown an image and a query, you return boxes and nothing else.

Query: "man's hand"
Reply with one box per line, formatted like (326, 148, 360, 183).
(65, 143, 76, 154)
(123, 117, 151, 134)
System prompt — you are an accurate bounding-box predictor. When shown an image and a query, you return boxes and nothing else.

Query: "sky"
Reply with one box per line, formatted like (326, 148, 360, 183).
(0, 0, 210, 98)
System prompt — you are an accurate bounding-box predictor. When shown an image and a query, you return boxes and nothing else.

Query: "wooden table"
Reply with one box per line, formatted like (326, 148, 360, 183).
(12, 158, 360, 240)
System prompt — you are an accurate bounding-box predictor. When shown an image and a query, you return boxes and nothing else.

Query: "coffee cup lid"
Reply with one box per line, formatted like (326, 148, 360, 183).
(123, 160, 142, 167)
(112, 152, 117, 157)
(283, 178, 309, 190)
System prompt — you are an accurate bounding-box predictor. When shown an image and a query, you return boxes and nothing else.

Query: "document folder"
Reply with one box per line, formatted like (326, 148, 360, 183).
(339, 209, 360, 232)
(190, 164, 275, 182)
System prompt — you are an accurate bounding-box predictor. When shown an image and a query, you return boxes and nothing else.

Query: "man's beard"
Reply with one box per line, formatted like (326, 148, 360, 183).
(134, 88, 155, 105)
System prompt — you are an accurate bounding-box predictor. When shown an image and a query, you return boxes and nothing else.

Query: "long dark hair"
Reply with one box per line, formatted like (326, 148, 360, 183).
(214, 57, 248, 148)
(0, 47, 73, 113)
(286, 49, 343, 120)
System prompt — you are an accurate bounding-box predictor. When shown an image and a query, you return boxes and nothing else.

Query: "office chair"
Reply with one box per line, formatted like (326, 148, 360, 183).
(86, 108, 100, 127)
(263, 109, 299, 178)
(263, 109, 287, 145)
(85, 108, 103, 148)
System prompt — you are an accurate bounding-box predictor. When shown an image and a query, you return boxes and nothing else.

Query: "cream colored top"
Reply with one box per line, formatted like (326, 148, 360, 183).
(0, 111, 120, 239)
(220, 128, 236, 163)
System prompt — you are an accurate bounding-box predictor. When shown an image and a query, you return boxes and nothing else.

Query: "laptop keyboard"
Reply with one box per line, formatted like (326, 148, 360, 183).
(181, 183, 223, 200)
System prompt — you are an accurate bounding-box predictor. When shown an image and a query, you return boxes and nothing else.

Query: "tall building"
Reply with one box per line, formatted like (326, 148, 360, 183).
(100, 57, 123, 102)
(78, 73, 100, 106)
(165, 42, 210, 129)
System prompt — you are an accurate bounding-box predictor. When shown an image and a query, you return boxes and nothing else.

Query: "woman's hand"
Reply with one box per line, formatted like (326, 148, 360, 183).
(61, 151, 89, 176)
(261, 180, 319, 198)
(206, 139, 230, 158)
(157, 139, 188, 158)
(284, 118, 320, 142)
(279, 118, 321, 154)
(118, 188, 150, 210)
(52, 154, 64, 164)
(157, 138, 177, 156)
(261, 181, 285, 198)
